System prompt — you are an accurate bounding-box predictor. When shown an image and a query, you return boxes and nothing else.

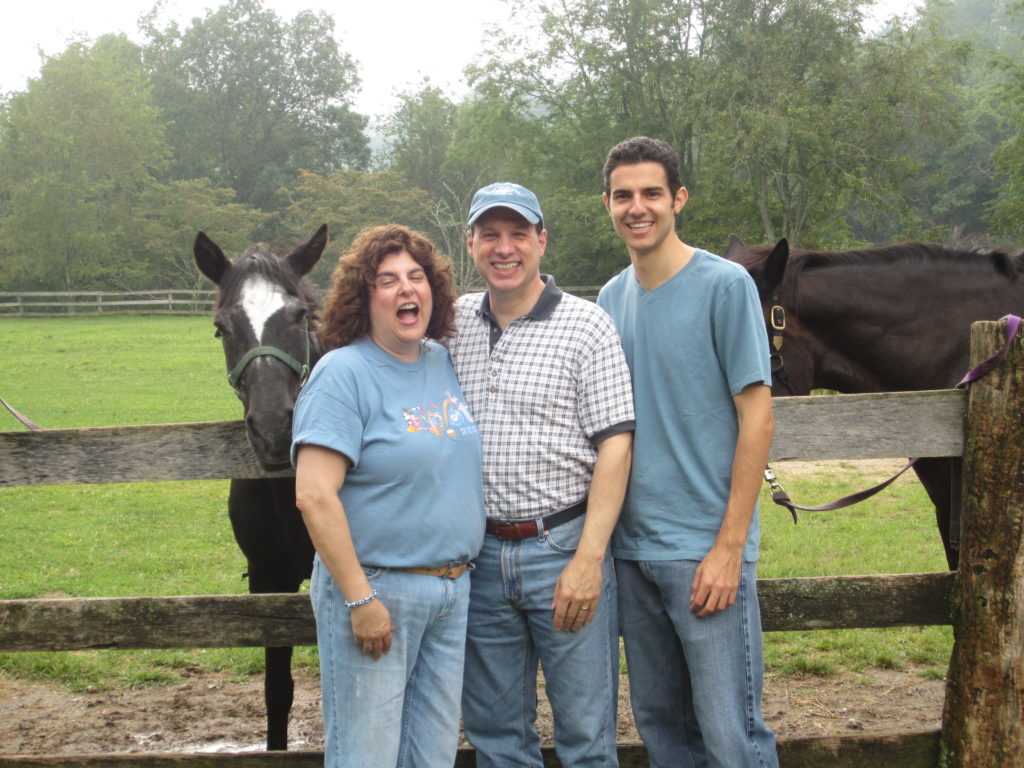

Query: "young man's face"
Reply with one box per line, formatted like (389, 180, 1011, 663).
(604, 161, 688, 257)
(467, 208, 546, 297)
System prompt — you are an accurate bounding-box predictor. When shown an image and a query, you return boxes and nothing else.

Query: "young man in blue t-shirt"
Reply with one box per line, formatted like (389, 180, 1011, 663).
(596, 136, 779, 768)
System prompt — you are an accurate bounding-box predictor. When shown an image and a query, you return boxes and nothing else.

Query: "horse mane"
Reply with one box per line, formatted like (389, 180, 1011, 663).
(797, 242, 1023, 282)
(215, 246, 320, 313)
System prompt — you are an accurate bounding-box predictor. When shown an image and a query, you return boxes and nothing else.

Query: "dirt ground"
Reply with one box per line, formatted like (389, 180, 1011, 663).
(3, 460, 943, 756)
(1, 665, 944, 755)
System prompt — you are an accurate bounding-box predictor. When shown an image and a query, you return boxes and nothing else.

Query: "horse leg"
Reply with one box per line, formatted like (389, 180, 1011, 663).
(229, 479, 305, 751)
(264, 644, 294, 750)
(262, 480, 315, 751)
(248, 566, 303, 751)
(911, 457, 963, 570)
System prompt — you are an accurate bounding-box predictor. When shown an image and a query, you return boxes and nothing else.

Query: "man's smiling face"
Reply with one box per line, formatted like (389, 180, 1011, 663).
(604, 161, 687, 258)
(467, 208, 547, 298)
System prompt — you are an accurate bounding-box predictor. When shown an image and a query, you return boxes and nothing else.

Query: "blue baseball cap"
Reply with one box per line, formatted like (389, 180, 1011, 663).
(467, 182, 544, 228)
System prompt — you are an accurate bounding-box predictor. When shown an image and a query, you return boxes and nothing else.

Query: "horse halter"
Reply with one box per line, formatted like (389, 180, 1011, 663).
(767, 297, 795, 395)
(225, 315, 314, 392)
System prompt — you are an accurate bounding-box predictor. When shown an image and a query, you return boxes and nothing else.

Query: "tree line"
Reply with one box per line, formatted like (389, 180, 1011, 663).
(1, 0, 1022, 293)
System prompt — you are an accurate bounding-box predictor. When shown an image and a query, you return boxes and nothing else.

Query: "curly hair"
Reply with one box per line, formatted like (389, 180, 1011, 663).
(318, 225, 457, 352)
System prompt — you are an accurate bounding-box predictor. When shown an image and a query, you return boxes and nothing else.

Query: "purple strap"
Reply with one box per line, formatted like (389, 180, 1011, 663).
(767, 460, 920, 520)
(955, 314, 1022, 388)
(770, 314, 1022, 520)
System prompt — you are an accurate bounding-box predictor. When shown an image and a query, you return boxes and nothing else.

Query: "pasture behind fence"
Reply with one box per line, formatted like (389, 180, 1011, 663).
(0, 320, 1022, 768)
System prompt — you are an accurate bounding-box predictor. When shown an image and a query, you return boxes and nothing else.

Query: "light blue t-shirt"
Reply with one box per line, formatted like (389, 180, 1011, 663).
(291, 337, 485, 568)
(597, 249, 771, 562)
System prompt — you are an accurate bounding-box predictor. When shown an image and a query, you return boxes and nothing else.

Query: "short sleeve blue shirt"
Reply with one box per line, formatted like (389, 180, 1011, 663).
(597, 250, 771, 562)
(291, 337, 485, 568)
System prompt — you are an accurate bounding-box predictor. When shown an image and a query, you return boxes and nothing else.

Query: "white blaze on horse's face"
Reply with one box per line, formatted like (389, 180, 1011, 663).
(240, 276, 286, 343)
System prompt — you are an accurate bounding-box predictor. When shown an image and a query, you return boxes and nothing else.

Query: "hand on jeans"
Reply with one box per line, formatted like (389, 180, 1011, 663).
(552, 554, 602, 631)
(350, 599, 394, 659)
(690, 545, 741, 617)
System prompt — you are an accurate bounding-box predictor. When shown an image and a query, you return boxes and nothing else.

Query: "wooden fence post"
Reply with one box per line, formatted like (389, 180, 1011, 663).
(940, 318, 1024, 767)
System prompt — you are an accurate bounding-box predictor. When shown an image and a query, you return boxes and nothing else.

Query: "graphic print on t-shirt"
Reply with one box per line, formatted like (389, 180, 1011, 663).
(403, 391, 479, 439)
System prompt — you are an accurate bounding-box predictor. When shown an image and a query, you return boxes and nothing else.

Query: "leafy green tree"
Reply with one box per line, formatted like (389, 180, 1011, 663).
(990, 107, 1024, 239)
(380, 84, 471, 275)
(280, 169, 436, 287)
(879, 0, 1021, 242)
(925, 0, 1024, 58)
(538, 192, 629, 286)
(697, 0, 867, 245)
(989, 37, 1024, 239)
(137, 178, 271, 289)
(460, 0, 978, 254)
(382, 83, 460, 199)
(380, 84, 542, 289)
(0, 35, 169, 290)
(141, 0, 369, 215)
(467, 0, 878, 257)
(685, 0, 968, 248)
(466, 0, 704, 191)
(922, 0, 1024, 241)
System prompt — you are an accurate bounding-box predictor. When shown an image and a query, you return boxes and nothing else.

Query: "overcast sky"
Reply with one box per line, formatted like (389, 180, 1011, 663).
(0, 0, 916, 119)
(0, 0, 508, 119)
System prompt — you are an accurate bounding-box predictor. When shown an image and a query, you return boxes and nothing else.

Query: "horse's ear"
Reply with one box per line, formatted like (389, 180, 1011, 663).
(723, 233, 746, 262)
(761, 238, 790, 294)
(287, 224, 328, 277)
(194, 231, 230, 285)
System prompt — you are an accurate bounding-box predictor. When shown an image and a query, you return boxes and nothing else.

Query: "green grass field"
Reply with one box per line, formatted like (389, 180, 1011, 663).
(0, 316, 952, 690)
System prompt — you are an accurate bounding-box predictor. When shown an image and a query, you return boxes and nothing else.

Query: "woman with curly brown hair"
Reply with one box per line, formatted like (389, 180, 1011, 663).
(291, 224, 485, 768)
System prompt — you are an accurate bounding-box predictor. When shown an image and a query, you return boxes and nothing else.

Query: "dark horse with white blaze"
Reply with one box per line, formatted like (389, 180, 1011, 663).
(194, 225, 327, 750)
(723, 235, 1024, 570)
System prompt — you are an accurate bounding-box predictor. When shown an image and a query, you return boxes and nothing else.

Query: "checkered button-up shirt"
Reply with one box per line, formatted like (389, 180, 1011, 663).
(450, 276, 634, 521)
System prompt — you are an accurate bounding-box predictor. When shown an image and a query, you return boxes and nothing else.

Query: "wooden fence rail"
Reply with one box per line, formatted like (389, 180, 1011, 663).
(0, 287, 604, 317)
(0, 290, 217, 316)
(1, 320, 1021, 768)
(0, 390, 965, 487)
(0, 572, 956, 653)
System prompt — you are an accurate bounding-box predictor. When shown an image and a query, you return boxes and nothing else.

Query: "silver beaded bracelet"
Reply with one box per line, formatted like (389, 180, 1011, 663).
(344, 588, 378, 609)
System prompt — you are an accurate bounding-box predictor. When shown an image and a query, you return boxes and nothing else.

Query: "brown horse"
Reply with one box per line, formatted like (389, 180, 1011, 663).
(723, 235, 1024, 569)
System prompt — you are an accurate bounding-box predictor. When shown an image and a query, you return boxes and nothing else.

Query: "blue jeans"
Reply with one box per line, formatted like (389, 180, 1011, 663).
(461, 513, 620, 767)
(616, 559, 778, 768)
(310, 556, 470, 768)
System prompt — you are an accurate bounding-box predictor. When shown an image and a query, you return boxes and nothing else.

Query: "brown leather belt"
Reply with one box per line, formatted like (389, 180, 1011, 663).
(485, 498, 587, 541)
(395, 563, 468, 579)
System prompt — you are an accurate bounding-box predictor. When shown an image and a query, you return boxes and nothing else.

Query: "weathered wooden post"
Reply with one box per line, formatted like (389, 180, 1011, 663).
(941, 318, 1024, 767)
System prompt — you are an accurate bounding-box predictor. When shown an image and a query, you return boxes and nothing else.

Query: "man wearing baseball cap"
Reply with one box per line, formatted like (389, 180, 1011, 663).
(448, 182, 635, 767)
